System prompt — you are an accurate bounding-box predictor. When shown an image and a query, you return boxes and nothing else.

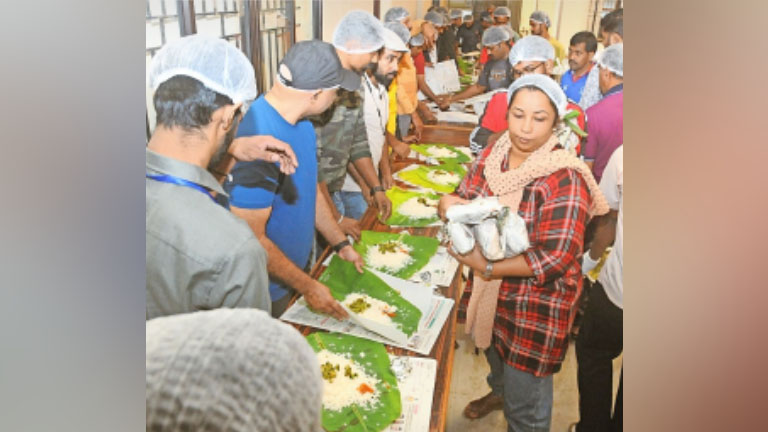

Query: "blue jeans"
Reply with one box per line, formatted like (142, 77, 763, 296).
(485, 347, 554, 432)
(331, 191, 368, 221)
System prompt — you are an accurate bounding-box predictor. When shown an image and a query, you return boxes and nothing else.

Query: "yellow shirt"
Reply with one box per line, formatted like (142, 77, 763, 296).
(387, 79, 398, 135)
(549, 36, 566, 63)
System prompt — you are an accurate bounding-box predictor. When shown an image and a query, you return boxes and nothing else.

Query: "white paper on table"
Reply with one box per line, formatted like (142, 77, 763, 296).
(436, 111, 479, 124)
(463, 88, 506, 118)
(280, 295, 454, 355)
(409, 246, 460, 287)
(383, 356, 437, 432)
(424, 60, 461, 95)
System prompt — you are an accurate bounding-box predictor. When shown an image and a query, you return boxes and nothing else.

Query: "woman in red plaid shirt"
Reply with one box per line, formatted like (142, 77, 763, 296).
(439, 75, 609, 431)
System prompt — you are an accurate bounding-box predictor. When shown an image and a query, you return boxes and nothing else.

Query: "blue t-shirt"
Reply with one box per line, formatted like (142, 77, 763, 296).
(224, 96, 317, 302)
(560, 67, 591, 103)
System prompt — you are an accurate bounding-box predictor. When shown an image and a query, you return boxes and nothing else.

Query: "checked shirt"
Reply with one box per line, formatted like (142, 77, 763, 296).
(456, 142, 591, 376)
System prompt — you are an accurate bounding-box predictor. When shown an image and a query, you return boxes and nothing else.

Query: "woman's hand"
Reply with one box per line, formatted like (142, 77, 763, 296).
(438, 194, 469, 221)
(446, 244, 487, 275)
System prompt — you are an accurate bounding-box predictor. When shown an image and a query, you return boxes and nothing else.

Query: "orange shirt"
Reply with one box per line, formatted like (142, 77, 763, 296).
(395, 52, 418, 115)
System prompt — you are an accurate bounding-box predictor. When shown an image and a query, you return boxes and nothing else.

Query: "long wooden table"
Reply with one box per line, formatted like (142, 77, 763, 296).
(288, 125, 472, 432)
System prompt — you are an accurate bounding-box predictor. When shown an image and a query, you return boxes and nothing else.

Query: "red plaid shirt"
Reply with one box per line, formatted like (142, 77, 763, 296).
(456, 142, 591, 376)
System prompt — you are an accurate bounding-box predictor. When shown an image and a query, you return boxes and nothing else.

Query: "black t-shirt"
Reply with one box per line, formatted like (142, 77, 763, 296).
(457, 25, 481, 53)
(436, 29, 457, 62)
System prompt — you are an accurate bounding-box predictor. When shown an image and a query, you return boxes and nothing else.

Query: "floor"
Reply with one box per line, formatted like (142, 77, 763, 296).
(444, 324, 622, 432)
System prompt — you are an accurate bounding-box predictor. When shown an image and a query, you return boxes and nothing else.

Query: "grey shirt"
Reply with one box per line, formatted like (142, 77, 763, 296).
(146, 149, 270, 320)
(477, 58, 514, 91)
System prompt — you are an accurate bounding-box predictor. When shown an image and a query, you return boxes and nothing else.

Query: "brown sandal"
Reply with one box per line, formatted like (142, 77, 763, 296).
(463, 391, 504, 419)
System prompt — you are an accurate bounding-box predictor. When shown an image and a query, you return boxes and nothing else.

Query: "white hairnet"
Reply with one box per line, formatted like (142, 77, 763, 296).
(529, 10, 551, 28)
(508, 35, 554, 66)
(384, 21, 410, 46)
(450, 9, 463, 19)
(506, 74, 568, 117)
(332, 10, 385, 54)
(383, 6, 409, 23)
(382, 27, 408, 52)
(148, 34, 257, 113)
(597, 43, 623, 77)
(409, 33, 425, 47)
(493, 6, 511, 17)
(424, 11, 445, 27)
(481, 26, 510, 46)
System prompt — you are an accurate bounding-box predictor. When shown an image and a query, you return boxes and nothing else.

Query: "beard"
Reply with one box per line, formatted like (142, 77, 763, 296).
(368, 62, 395, 87)
(207, 115, 240, 173)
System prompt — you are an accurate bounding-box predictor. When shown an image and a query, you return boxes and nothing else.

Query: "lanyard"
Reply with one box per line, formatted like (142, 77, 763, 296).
(146, 173, 229, 209)
(363, 74, 387, 135)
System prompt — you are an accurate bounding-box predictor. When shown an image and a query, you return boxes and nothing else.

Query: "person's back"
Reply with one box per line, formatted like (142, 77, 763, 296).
(146, 152, 270, 319)
(583, 42, 623, 182)
(226, 96, 318, 303)
(584, 90, 623, 181)
(145, 35, 270, 320)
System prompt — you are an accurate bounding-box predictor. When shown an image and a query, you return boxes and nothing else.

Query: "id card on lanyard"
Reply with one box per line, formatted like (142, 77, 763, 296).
(146, 173, 229, 209)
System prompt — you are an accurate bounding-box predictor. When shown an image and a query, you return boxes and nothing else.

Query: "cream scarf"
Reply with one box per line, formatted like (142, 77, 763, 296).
(464, 132, 610, 349)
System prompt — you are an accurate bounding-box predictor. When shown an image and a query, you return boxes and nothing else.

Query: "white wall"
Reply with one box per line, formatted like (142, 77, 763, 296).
(322, 0, 375, 42)
(520, 0, 594, 49)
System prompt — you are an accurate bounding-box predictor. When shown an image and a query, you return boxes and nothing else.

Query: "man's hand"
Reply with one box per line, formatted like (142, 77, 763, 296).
(381, 173, 395, 190)
(305, 281, 348, 320)
(438, 194, 469, 220)
(422, 109, 438, 124)
(391, 139, 412, 159)
(230, 135, 298, 175)
(339, 217, 361, 241)
(373, 191, 392, 221)
(338, 245, 364, 273)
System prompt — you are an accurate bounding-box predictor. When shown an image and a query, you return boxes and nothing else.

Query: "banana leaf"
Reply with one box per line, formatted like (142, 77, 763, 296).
(306, 332, 402, 432)
(383, 187, 441, 227)
(395, 163, 467, 194)
(319, 255, 423, 338)
(410, 143, 471, 164)
(353, 230, 440, 279)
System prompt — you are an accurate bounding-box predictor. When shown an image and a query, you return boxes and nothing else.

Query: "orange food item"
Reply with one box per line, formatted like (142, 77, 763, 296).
(357, 383, 374, 394)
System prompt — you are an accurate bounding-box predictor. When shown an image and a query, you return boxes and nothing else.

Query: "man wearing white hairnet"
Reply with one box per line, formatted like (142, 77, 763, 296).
(440, 26, 513, 104)
(579, 8, 623, 110)
(311, 11, 393, 242)
(146, 34, 292, 320)
(493, 6, 521, 43)
(529, 10, 566, 63)
(583, 43, 623, 183)
(225, 40, 365, 320)
(340, 27, 409, 221)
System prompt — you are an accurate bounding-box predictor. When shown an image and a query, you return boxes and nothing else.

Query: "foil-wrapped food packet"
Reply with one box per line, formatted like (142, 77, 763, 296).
(445, 196, 503, 225)
(474, 218, 504, 261)
(498, 206, 531, 257)
(445, 221, 475, 255)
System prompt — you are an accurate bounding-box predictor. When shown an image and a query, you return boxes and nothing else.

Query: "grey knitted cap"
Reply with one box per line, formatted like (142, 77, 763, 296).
(146, 309, 323, 432)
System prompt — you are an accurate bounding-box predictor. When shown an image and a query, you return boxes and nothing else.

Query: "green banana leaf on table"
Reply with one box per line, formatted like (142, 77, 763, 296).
(410, 143, 471, 164)
(383, 187, 442, 227)
(353, 230, 440, 279)
(319, 255, 422, 338)
(306, 332, 402, 432)
(396, 163, 467, 194)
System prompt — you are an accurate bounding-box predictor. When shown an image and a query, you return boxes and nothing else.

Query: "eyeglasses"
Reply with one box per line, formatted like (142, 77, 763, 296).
(512, 62, 545, 78)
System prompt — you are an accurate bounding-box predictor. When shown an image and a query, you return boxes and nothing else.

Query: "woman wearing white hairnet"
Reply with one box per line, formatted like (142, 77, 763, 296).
(438, 75, 609, 431)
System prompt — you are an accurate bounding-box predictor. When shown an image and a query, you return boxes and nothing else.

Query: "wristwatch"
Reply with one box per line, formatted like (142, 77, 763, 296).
(332, 239, 351, 253)
(483, 261, 493, 279)
(370, 185, 386, 196)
